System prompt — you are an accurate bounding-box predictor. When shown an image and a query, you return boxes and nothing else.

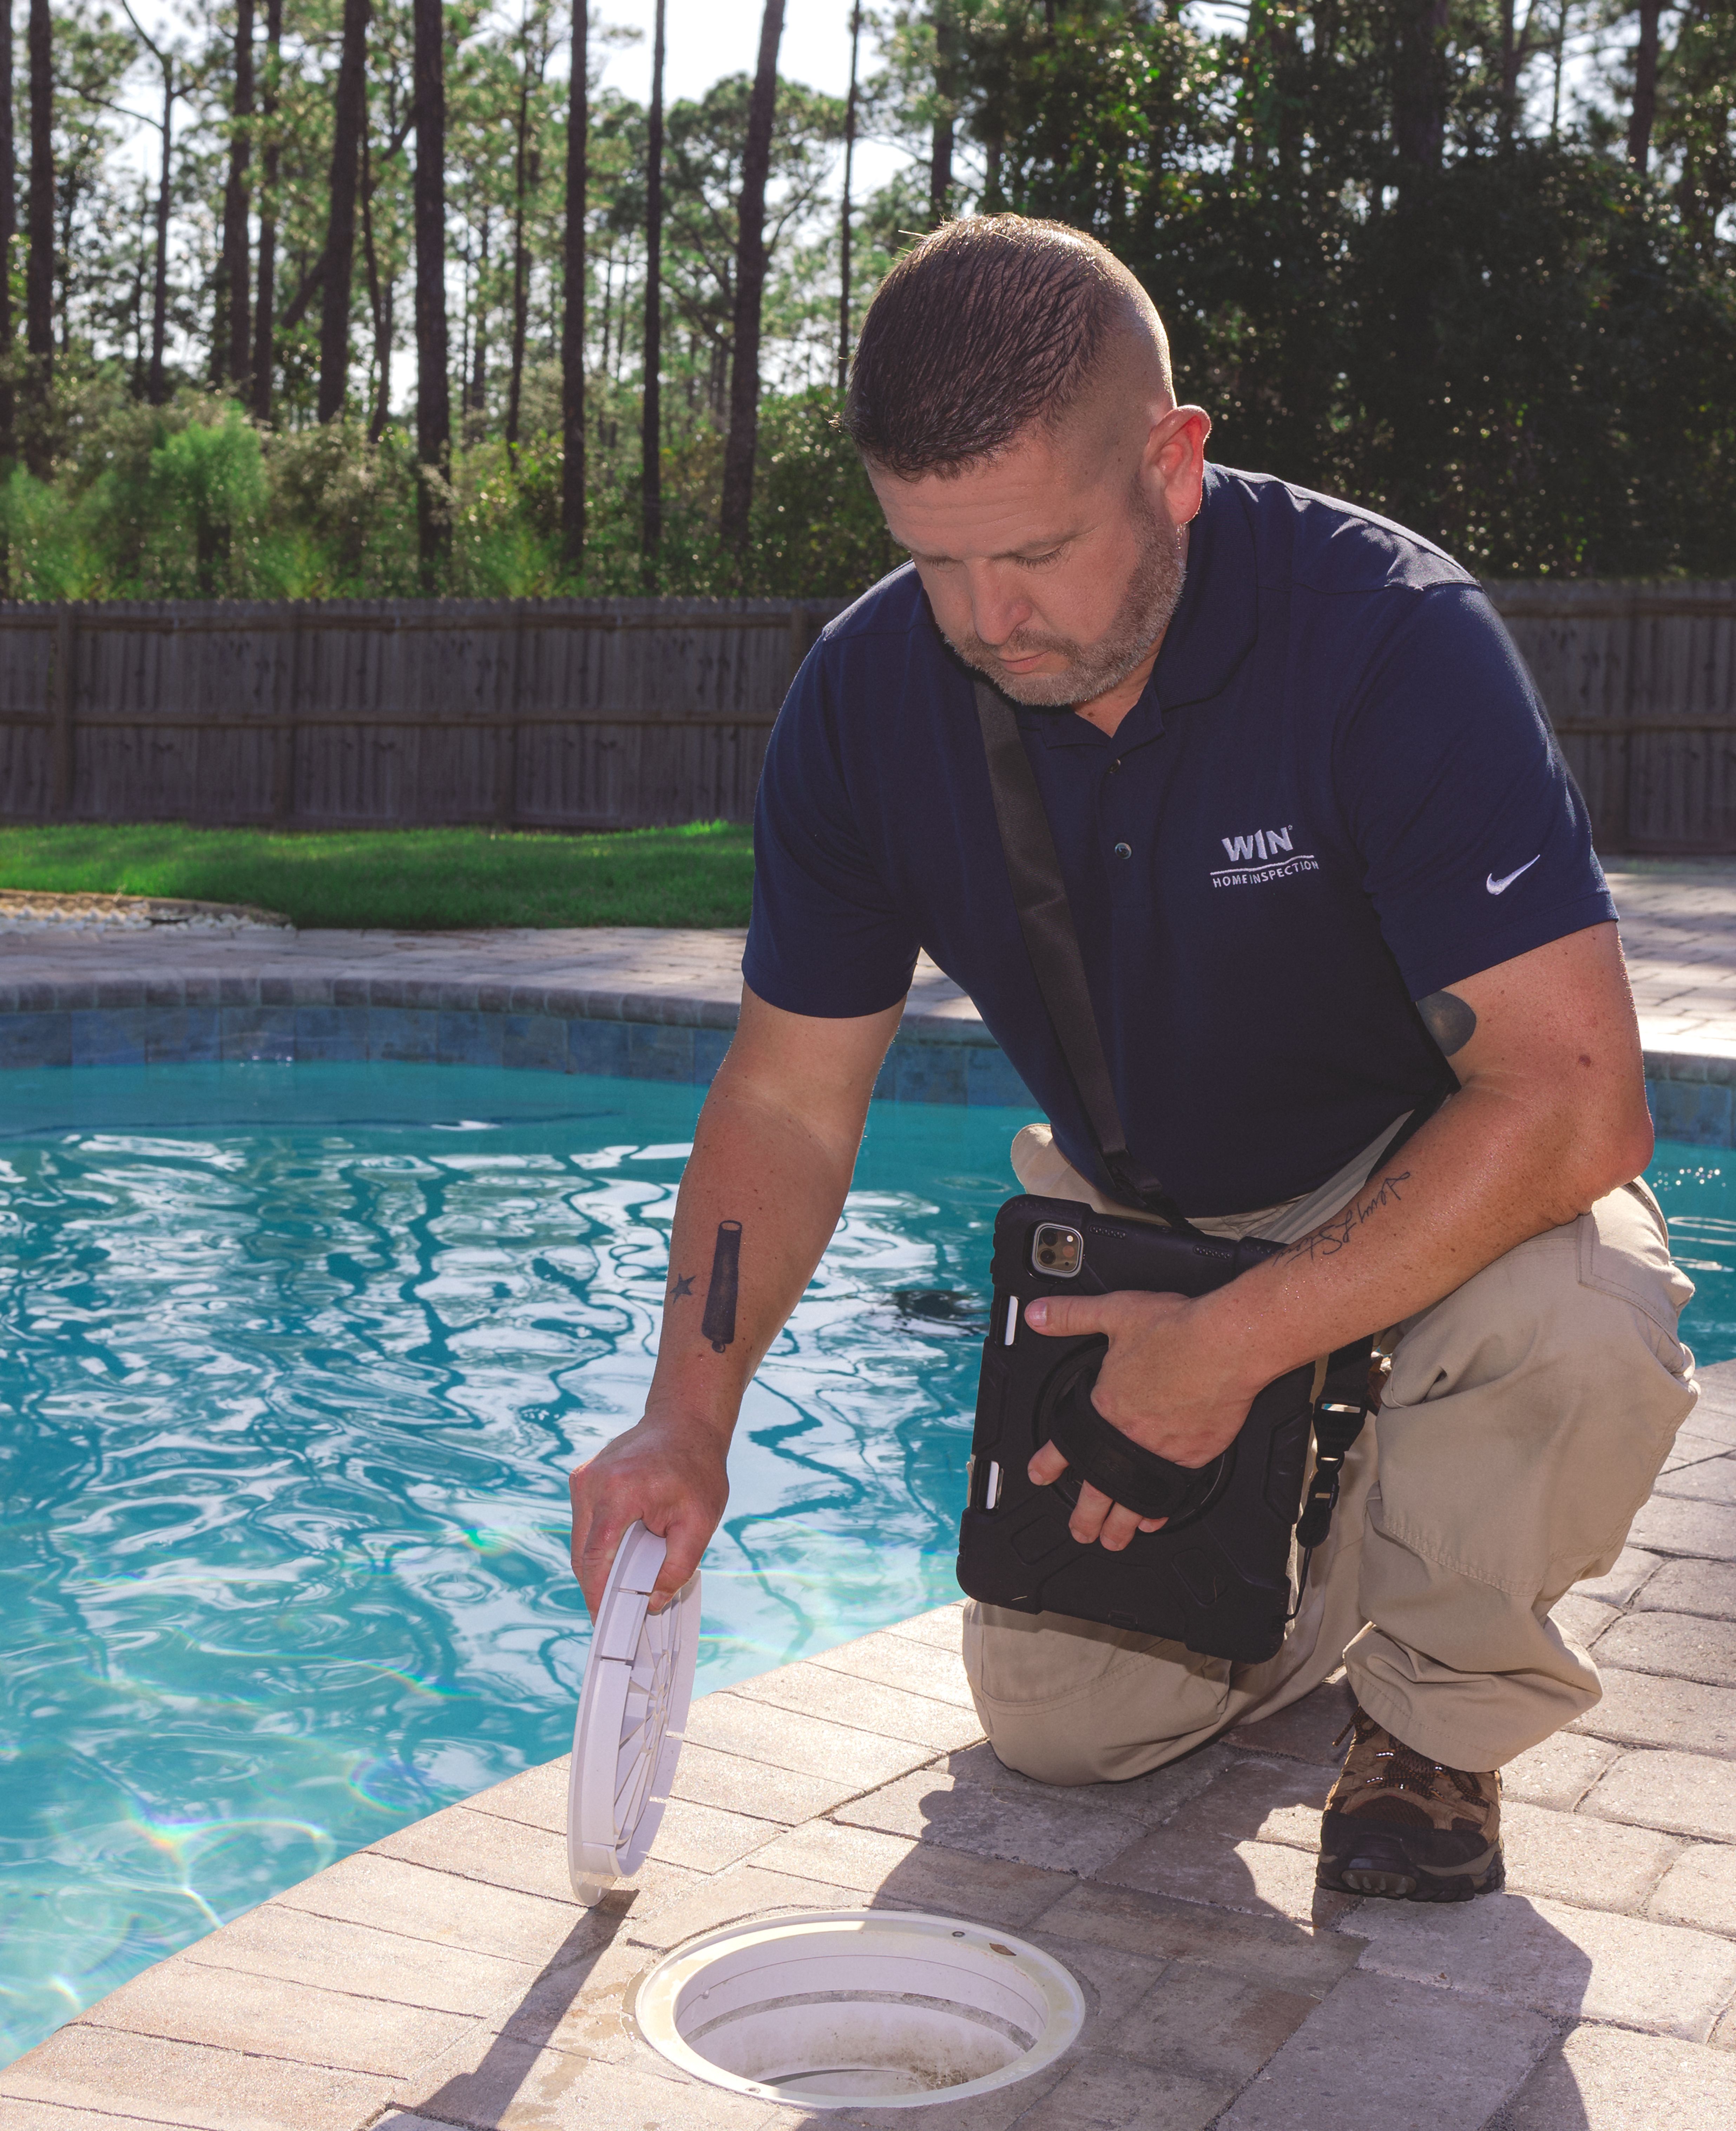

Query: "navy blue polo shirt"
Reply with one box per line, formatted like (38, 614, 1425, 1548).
(743, 464, 1614, 1216)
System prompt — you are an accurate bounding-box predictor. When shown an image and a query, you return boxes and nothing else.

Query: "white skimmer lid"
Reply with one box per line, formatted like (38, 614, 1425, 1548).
(566, 1521, 701, 1906)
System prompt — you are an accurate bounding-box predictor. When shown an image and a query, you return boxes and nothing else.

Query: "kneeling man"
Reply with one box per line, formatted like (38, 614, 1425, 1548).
(570, 215, 1695, 1903)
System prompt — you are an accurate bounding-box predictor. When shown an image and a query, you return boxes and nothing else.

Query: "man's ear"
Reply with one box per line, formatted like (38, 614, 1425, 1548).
(1151, 406, 1211, 525)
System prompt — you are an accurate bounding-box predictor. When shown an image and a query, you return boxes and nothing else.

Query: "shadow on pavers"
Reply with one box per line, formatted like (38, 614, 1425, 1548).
(375, 1699, 1597, 2127)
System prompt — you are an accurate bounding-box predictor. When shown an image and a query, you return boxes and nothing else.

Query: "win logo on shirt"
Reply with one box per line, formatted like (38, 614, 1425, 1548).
(1211, 824, 1321, 889)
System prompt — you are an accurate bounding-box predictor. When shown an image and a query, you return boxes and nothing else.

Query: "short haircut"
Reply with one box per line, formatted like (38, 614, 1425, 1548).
(843, 215, 1171, 480)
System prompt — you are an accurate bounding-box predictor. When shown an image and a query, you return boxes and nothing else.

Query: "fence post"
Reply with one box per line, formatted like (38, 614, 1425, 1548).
(50, 605, 77, 814)
(272, 606, 301, 824)
(496, 601, 523, 826)
(787, 603, 811, 686)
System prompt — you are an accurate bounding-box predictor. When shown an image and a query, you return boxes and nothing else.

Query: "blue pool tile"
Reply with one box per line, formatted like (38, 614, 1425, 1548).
(0, 1011, 73, 1068)
(221, 1007, 297, 1063)
(369, 1007, 439, 1063)
(146, 1008, 221, 1065)
(568, 1019, 632, 1076)
(294, 1005, 367, 1063)
(967, 1046, 1035, 1108)
(1649, 1077, 1734, 1147)
(627, 1024, 697, 1083)
(692, 1027, 733, 1085)
(71, 1008, 150, 1067)
(893, 1040, 969, 1105)
(437, 1010, 505, 1068)
(502, 1013, 568, 1073)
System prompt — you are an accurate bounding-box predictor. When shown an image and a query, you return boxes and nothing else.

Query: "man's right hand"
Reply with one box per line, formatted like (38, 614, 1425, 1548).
(568, 1410, 730, 1617)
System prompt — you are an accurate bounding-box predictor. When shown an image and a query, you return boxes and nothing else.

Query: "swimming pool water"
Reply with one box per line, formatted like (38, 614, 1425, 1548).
(0, 1063, 1038, 2066)
(0, 1069, 1731, 2068)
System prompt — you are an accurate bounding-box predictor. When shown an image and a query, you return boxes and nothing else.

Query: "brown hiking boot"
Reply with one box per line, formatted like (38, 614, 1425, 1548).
(1316, 1706, 1504, 1902)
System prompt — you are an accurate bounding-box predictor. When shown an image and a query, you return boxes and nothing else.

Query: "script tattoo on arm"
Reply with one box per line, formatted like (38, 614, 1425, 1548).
(1282, 1169, 1412, 1264)
(1417, 989, 1477, 1058)
(700, 1221, 742, 1353)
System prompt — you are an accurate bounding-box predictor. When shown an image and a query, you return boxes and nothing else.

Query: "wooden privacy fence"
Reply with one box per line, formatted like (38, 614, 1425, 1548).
(1488, 581, 1736, 855)
(0, 597, 845, 833)
(0, 583, 1732, 849)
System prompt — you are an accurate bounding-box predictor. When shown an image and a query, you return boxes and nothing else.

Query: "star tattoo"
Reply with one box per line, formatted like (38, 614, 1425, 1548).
(671, 1274, 694, 1299)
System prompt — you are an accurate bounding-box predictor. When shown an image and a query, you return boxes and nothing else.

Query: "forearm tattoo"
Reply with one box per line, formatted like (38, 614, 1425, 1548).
(1417, 989, 1477, 1058)
(1282, 1169, 1412, 1264)
(700, 1220, 742, 1353)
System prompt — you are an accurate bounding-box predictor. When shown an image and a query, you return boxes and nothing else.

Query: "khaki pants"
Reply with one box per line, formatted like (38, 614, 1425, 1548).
(963, 1126, 1698, 1779)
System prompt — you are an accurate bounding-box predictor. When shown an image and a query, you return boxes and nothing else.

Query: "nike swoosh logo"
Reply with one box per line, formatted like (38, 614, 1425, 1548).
(1486, 856, 1541, 895)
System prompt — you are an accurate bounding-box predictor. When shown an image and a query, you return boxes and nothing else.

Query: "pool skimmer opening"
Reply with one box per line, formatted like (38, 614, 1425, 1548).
(567, 1535, 1085, 2103)
(633, 1910, 1086, 2107)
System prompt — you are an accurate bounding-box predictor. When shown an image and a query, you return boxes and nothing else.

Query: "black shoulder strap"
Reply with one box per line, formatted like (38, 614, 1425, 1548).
(973, 678, 1199, 1234)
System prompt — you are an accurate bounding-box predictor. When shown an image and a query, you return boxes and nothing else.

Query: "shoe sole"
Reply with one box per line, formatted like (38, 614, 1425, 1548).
(1317, 1834, 1505, 1904)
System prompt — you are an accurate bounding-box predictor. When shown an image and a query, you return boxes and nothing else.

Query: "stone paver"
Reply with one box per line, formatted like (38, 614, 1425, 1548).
(1628, 1495, 1736, 1560)
(728, 1656, 985, 1751)
(1653, 1453, 1736, 1505)
(1499, 1799, 1682, 1909)
(1648, 1842, 1736, 1935)
(805, 1624, 977, 1707)
(1500, 2022, 1736, 2128)
(1571, 1666, 1736, 1755)
(1503, 1730, 1623, 1811)
(1632, 1557, 1736, 1619)
(1218, 1969, 1553, 2130)
(1343, 1890, 1736, 2039)
(1579, 1746, 1736, 1842)
(677, 1689, 936, 1789)
(1592, 1609, 1736, 1687)
(0, 2023, 400, 2129)
(77, 1953, 476, 2079)
(1571, 1547, 1663, 1609)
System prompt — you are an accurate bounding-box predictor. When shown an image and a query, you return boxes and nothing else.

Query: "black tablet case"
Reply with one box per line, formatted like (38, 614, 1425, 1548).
(956, 1193, 1319, 1663)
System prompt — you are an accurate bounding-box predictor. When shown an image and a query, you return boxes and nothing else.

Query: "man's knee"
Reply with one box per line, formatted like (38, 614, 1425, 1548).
(963, 1601, 1232, 1785)
(1375, 1180, 1695, 1608)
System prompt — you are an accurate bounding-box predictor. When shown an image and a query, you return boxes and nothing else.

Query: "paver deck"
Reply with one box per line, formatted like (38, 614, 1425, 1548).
(2, 1373, 1732, 2131)
(3, 859, 1736, 2128)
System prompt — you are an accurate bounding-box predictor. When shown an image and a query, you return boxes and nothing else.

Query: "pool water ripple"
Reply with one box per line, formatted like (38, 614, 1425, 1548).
(0, 1064, 1033, 2065)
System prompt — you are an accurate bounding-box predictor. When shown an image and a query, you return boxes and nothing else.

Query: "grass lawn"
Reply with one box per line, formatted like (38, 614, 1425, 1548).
(0, 822, 755, 930)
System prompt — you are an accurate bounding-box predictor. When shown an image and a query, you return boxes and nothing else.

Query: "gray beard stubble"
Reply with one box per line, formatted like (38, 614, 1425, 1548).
(943, 489, 1189, 711)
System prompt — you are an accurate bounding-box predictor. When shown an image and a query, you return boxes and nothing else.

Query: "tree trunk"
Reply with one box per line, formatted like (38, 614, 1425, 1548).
(560, 0, 587, 567)
(641, 0, 665, 565)
(147, 65, 172, 408)
(252, 0, 282, 421)
(130, 180, 148, 396)
(1626, 0, 1662, 170)
(0, 0, 15, 473)
(506, 60, 533, 454)
(317, 0, 371, 423)
(1394, 0, 1450, 178)
(26, 0, 53, 462)
(216, 0, 255, 390)
(469, 209, 490, 430)
(718, 0, 784, 556)
(929, 1, 956, 225)
(837, 1, 859, 394)
(361, 131, 387, 439)
(413, 0, 452, 580)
